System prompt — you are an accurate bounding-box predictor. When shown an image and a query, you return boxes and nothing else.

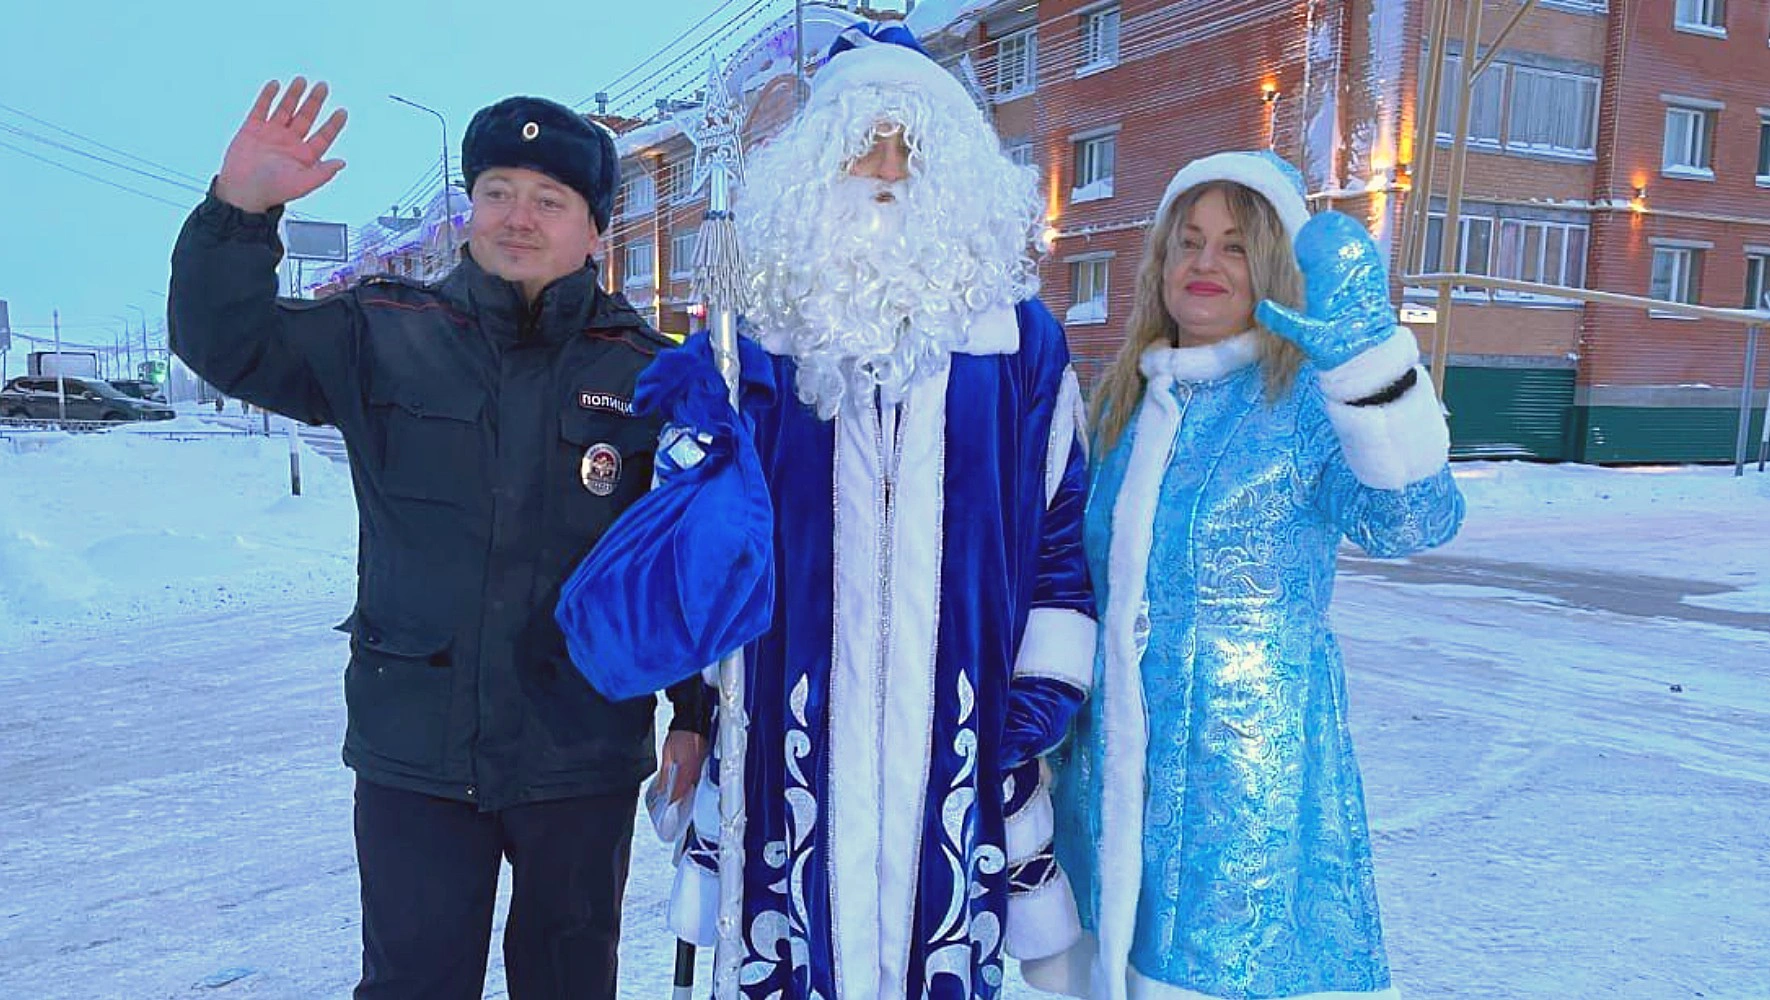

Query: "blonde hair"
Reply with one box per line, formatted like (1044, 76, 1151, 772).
(1089, 181, 1307, 454)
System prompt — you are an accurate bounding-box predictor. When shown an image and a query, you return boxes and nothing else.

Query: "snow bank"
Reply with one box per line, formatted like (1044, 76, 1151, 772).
(0, 426, 358, 651)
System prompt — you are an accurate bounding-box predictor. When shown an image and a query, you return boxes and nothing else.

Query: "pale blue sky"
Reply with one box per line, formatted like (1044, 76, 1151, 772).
(0, 0, 844, 358)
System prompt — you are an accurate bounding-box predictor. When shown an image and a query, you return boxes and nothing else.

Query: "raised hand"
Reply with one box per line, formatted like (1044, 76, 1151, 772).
(1255, 211, 1399, 370)
(214, 77, 348, 214)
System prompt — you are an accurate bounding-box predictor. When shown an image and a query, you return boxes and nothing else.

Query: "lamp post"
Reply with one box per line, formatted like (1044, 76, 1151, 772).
(390, 95, 456, 263)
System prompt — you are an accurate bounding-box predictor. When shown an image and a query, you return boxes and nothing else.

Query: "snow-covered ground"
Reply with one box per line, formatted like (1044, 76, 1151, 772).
(1, 427, 1766, 998)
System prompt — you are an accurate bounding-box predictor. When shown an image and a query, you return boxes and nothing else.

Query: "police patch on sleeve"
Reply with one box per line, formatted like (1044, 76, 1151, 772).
(580, 443, 622, 496)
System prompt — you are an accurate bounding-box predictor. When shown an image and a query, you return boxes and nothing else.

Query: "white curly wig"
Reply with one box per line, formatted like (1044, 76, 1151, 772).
(736, 78, 1043, 419)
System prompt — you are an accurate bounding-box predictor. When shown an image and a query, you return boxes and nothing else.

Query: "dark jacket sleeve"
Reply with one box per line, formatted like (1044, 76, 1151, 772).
(168, 191, 361, 427)
(664, 678, 712, 737)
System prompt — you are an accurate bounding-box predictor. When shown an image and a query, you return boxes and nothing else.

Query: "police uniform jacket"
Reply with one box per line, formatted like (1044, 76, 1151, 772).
(169, 191, 703, 810)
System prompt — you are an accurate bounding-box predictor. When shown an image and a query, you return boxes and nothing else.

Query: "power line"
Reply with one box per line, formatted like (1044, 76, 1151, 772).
(577, 0, 758, 110)
(0, 121, 207, 196)
(0, 100, 211, 187)
(0, 137, 191, 210)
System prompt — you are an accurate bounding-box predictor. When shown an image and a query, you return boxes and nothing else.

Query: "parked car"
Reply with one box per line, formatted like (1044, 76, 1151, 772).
(0, 376, 176, 422)
(108, 378, 167, 403)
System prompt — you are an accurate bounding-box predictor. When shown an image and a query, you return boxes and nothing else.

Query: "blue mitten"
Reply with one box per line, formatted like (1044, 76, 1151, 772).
(1255, 211, 1399, 370)
(999, 676, 1086, 772)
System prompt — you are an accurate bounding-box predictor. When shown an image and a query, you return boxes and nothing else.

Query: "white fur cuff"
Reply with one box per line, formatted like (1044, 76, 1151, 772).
(668, 858, 720, 946)
(1005, 869, 1084, 960)
(1013, 607, 1097, 691)
(1325, 366, 1451, 490)
(1316, 330, 1420, 403)
(1006, 777, 1055, 863)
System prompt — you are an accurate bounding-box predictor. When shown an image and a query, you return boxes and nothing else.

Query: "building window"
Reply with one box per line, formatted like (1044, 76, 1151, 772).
(1434, 54, 1505, 145)
(664, 159, 692, 204)
(1649, 246, 1701, 305)
(1005, 139, 1035, 168)
(1494, 220, 1588, 300)
(624, 241, 654, 287)
(1071, 134, 1116, 203)
(1079, 6, 1121, 73)
(991, 29, 1037, 100)
(1662, 105, 1716, 175)
(1423, 213, 1495, 294)
(670, 230, 697, 279)
(619, 173, 656, 218)
(1745, 253, 1769, 310)
(1674, 0, 1724, 32)
(1067, 256, 1110, 324)
(1757, 118, 1770, 184)
(1507, 67, 1600, 155)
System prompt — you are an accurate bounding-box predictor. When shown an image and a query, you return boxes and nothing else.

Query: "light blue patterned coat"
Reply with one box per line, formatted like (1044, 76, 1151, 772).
(1027, 330, 1464, 1000)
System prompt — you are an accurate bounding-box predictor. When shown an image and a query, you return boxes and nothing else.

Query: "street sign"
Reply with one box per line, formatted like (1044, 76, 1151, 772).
(284, 220, 349, 262)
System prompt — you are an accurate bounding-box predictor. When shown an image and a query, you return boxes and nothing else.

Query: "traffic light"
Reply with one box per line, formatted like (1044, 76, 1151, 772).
(139, 359, 168, 384)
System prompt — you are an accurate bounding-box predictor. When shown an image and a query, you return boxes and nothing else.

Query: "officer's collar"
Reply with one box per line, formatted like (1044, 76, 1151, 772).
(451, 250, 628, 344)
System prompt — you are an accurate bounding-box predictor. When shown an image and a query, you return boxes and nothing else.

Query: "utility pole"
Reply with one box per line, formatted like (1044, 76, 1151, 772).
(53, 309, 67, 422)
(390, 95, 455, 265)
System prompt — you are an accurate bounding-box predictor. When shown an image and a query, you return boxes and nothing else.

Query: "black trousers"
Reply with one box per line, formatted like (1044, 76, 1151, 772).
(352, 778, 638, 1000)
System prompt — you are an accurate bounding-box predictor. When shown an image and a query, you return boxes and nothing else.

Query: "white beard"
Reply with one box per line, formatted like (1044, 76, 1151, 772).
(767, 176, 973, 420)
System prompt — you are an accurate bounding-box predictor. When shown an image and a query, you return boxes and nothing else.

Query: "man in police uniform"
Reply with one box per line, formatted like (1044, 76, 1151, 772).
(169, 79, 706, 1000)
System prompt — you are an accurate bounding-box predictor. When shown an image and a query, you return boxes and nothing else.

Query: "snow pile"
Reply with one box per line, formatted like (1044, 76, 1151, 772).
(0, 425, 358, 650)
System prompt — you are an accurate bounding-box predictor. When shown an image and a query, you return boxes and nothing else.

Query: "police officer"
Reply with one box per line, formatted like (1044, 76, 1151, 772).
(169, 79, 707, 1000)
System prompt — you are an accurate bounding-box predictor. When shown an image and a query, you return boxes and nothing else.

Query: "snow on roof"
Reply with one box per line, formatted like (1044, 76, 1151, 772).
(902, 0, 995, 38)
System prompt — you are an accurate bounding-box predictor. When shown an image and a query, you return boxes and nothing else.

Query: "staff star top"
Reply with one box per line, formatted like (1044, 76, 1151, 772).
(677, 54, 746, 199)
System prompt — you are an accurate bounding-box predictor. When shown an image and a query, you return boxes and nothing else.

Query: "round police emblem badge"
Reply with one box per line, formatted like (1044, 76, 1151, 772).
(580, 443, 621, 496)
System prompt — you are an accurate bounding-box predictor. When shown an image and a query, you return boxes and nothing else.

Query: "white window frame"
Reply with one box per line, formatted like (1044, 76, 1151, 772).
(1419, 212, 1496, 298)
(619, 172, 657, 219)
(1506, 65, 1600, 157)
(669, 230, 697, 279)
(624, 241, 655, 287)
(1077, 5, 1121, 75)
(1066, 254, 1111, 325)
(1648, 244, 1702, 312)
(1493, 219, 1589, 303)
(1757, 113, 1770, 186)
(1674, 0, 1726, 36)
(1744, 250, 1770, 311)
(991, 29, 1037, 101)
(1006, 139, 1035, 168)
(1434, 53, 1506, 147)
(1662, 103, 1717, 177)
(664, 159, 692, 204)
(1071, 132, 1116, 203)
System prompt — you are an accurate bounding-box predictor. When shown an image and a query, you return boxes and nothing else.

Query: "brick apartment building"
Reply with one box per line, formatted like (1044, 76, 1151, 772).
(592, 0, 1770, 463)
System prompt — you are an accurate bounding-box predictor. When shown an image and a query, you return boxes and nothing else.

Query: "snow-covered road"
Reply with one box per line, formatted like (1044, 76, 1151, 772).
(3, 433, 1766, 997)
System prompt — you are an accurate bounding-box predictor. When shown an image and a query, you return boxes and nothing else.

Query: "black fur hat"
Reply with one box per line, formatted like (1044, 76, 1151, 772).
(461, 96, 617, 231)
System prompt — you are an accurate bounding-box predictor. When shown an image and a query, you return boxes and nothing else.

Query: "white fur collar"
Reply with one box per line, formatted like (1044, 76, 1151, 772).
(752, 303, 1020, 357)
(1138, 330, 1260, 385)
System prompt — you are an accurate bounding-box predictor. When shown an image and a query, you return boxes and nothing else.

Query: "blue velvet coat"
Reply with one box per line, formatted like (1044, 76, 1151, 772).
(671, 299, 1099, 999)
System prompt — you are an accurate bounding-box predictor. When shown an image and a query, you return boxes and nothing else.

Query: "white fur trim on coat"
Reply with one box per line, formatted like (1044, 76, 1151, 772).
(1324, 364, 1451, 490)
(1012, 607, 1096, 691)
(1157, 152, 1311, 242)
(1139, 331, 1261, 385)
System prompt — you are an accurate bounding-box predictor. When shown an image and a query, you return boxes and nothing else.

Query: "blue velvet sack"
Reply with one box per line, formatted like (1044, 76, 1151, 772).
(556, 332, 776, 702)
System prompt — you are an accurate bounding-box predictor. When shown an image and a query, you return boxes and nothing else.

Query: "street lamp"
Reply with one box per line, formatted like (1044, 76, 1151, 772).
(389, 95, 456, 263)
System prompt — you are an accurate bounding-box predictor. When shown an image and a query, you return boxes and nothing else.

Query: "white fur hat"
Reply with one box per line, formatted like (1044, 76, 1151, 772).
(808, 21, 976, 119)
(1156, 150, 1312, 242)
